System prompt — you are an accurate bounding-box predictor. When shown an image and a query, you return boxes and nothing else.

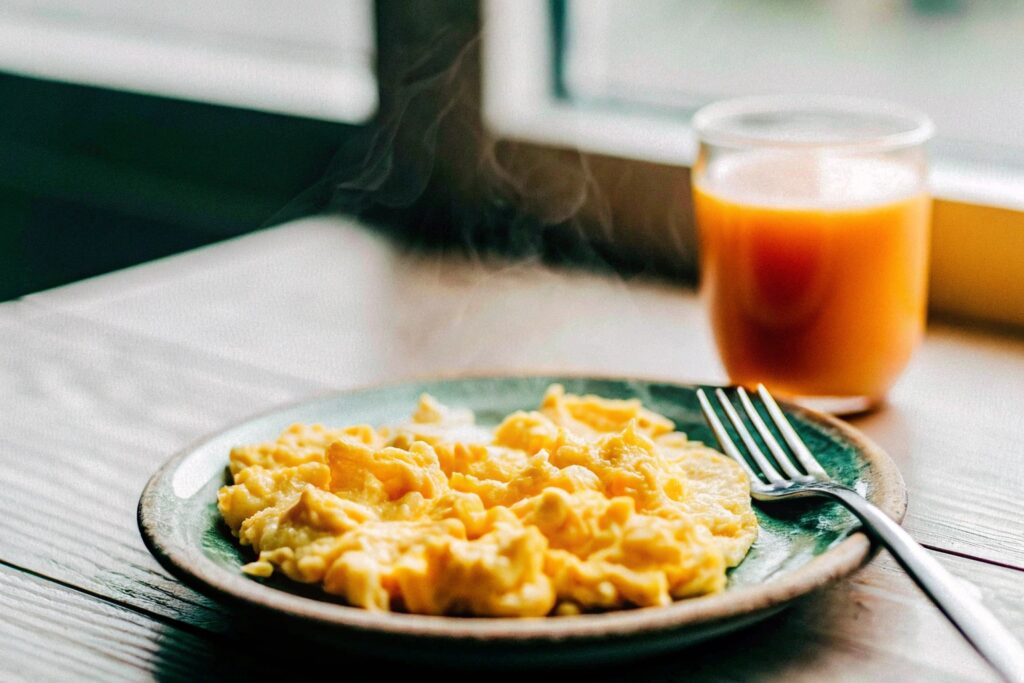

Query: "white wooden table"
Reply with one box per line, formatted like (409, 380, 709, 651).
(2, 216, 1022, 681)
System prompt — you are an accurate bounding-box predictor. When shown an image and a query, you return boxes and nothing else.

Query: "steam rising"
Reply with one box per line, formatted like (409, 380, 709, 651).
(273, 7, 696, 283)
(322, 15, 627, 275)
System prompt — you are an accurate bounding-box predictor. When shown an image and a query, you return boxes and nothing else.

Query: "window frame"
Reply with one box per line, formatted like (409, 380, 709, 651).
(0, 1, 378, 124)
(482, 0, 1024, 328)
(0, 0, 480, 299)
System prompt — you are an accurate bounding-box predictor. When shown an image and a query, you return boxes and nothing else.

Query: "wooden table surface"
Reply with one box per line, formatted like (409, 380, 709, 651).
(2, 216, 1022, 681)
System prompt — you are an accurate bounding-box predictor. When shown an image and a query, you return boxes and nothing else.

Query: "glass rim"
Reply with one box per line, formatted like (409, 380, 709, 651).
(692, 95, 935, 152)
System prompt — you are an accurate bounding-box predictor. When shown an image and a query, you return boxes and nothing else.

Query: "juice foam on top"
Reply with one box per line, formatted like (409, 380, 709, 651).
(697, 152, 924, 210)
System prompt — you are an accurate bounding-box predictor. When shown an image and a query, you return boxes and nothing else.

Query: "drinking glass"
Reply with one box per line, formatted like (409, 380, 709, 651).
(692, 96, 934, 414)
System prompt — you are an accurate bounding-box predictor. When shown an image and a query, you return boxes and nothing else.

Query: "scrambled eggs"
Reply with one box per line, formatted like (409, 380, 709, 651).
(218, 385, 757, 617)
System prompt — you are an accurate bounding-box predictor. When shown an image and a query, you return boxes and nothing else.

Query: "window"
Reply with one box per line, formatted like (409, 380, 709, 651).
(483, 0, 1024, 327)
(484, 0, 1024, 209)
(0, 0, 377, 122)
(560, 0, 1024, 154)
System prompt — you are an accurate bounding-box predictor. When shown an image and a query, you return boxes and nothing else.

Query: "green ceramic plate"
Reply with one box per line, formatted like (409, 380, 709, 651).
(138, 375, 905, 666)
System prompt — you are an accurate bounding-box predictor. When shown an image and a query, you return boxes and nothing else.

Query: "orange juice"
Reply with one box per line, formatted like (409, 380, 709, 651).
(695, 153, 931, 404)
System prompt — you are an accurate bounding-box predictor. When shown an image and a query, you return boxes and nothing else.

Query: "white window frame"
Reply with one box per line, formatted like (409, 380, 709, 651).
(482, 0, 1024, 211)
(0, 4, 377, 123)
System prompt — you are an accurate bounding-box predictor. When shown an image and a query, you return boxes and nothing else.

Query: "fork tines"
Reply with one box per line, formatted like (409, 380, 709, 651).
(697, 385, 828, 489)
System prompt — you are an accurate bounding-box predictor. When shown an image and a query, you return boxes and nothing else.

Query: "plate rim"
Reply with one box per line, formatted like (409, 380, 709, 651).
(138, 372, 907, 643)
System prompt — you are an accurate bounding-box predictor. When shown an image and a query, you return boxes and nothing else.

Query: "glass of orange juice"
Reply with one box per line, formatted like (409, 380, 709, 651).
(692, 96, 934, 414)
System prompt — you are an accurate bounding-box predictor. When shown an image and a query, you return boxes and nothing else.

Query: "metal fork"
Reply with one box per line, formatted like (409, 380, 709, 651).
(698, 385, 1024, 683)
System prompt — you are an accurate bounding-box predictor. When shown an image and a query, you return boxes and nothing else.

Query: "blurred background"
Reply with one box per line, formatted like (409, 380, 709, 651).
(2, 0, 1022, 320)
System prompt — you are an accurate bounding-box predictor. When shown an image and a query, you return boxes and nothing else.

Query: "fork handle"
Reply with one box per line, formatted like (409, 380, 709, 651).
(826, 486, 1024, 683)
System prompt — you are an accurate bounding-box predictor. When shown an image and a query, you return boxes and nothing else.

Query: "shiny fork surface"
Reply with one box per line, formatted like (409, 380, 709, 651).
(698, 385, 1024, 683)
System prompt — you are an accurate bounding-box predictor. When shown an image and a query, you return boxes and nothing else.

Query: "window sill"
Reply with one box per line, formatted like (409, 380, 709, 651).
(490, 101, 1024, 330)
(482, 0, 1024, 330)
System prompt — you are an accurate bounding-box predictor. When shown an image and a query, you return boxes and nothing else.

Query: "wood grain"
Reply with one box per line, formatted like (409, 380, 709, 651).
(3, 216, 1023, 680)
(0, 563, 220, 681)
(850, 323, 1024, 566)
(0, 563, 316, 682)
(1, 548, 1019, 682)
(0, 309, 318, 630)
(24, 216, 1024, 567)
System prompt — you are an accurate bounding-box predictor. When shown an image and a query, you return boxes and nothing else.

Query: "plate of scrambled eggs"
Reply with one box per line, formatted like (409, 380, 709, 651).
(139, 376, 905, 665)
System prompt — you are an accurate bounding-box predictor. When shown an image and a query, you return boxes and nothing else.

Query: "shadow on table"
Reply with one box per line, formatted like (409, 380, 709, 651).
(150, 592, 845, 683)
